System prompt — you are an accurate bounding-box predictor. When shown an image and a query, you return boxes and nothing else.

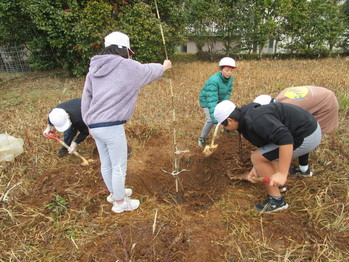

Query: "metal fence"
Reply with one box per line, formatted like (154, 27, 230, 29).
(0, 45, 31, 73)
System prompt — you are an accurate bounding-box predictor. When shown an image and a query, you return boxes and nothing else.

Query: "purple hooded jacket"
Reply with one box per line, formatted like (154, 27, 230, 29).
(82, 54, 164, 126)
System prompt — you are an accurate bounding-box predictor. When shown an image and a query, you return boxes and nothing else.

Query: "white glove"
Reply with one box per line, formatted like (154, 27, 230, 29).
(68, 141, 78, 154)
(43, 125, 53, 136)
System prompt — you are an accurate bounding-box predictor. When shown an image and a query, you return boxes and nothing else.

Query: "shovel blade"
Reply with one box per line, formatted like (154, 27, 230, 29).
(81, 160, 89, 166)
(202, 144, 218, 157)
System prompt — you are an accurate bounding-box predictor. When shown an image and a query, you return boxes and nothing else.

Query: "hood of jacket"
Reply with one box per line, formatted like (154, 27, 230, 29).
(237, 102, 261, 133)
(89, 55, 123, 78)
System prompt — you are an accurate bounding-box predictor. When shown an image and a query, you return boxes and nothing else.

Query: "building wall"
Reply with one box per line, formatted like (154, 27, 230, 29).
(178, 39, 281, 54)
(186, 41, 226, 53)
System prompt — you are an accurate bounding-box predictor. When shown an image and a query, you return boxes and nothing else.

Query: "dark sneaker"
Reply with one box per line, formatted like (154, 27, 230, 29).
(289, 166, 313, 177)
(58, 147, 68, 158)
(198, 137, 206, 147)
(254, 195, 289, 213)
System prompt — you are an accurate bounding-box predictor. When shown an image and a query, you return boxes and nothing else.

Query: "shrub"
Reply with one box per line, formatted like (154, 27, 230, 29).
(116, 1, 184, 63)
(24, 0, 113, 76)
(1, 0, 185, 76)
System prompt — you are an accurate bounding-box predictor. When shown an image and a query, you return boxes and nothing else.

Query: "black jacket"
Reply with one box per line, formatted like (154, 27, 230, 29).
(237, 102, 318, 149)
(48, 98, 89, 144)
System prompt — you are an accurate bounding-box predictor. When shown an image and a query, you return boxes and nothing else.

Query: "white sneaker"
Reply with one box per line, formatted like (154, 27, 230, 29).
(106, 188, 133, 203)
(111, 198, 140, 213)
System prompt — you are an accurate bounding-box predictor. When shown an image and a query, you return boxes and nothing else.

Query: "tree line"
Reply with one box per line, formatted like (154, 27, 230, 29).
(0, 0, 348, 76)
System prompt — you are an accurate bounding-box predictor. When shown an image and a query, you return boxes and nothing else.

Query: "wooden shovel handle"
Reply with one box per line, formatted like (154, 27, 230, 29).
(210, 125, 220, 147)
(57, 140, 89, 165)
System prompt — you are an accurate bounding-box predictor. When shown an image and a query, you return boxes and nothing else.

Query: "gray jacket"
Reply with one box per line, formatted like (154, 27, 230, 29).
(82, 54, 164, 126)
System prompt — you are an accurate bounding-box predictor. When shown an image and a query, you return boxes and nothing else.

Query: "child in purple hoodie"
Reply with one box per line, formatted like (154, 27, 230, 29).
(82, 31, 172, 214)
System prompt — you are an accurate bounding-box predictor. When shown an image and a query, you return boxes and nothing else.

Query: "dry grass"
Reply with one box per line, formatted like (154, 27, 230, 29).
(0, 58, 348, 261)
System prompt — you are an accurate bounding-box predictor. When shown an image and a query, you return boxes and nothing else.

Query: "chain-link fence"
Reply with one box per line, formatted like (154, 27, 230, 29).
(0, 45, 31, 73)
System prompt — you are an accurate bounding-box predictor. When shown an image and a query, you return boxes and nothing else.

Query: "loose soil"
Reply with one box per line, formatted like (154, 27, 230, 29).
(7, 128, 347, 261)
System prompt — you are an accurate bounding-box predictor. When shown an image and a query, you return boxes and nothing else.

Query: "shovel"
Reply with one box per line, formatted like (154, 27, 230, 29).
(251, 177, 271, 183)
(202, 125, 220, 157)
(44, 131, 90, 166)
(227, 172, 287, 190)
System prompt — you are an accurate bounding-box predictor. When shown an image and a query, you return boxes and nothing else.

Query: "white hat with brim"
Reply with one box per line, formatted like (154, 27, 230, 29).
(219, 57, 236, 68)
(104, 31, 135, 55)
(254, 95, 272, 105)
(49, 108, 72, 132)
(214, 100, 236, 124)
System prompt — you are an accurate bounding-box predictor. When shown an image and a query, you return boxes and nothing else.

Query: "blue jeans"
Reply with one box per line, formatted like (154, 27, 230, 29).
(90, 125, 127, 200)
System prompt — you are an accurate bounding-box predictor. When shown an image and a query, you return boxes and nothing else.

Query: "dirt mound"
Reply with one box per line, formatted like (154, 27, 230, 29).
(18, 129, 255, 213)
(127, 132, 255, 207)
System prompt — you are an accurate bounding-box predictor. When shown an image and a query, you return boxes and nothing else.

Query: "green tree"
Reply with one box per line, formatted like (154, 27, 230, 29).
(116, 0, 185, 62)
(339, 0, 349, 52)
(185, 0, 289, 56)
(281, 0, 307, 53)
(247, 0, 287, 56)
(282, 0, 345, 55)
(214, 0, 250, 55)
(319, 0, 346, 53)
(22, 0, 113, 75)
(184, 0, 220, 53)
(0, 1, 36, 44)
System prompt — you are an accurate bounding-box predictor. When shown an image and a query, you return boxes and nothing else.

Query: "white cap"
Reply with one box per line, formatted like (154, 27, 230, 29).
(49, 108, 72, 132)
(219, 57, 236, 68)
(254, 95, 273, 105)
(104, 31, 135, 55)
(214, 100, 236, 124)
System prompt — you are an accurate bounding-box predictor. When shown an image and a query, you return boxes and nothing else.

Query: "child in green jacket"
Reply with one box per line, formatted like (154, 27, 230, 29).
(198, 57, 236, 147)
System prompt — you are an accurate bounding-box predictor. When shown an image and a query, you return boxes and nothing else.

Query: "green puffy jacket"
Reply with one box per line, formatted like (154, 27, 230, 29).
(199, 72, 233, 124)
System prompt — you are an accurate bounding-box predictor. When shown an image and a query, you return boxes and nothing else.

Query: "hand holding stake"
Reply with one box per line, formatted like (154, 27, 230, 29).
(44, 131, 89, 166)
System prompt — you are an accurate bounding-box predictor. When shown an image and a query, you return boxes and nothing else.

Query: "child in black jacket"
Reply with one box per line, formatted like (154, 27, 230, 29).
(43, 98, 89, 157)
(214, 100, 322, 213)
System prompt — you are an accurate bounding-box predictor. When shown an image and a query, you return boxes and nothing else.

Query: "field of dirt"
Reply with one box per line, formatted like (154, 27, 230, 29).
(1, 58, 348, 261)
(3, 129, 348, 261)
